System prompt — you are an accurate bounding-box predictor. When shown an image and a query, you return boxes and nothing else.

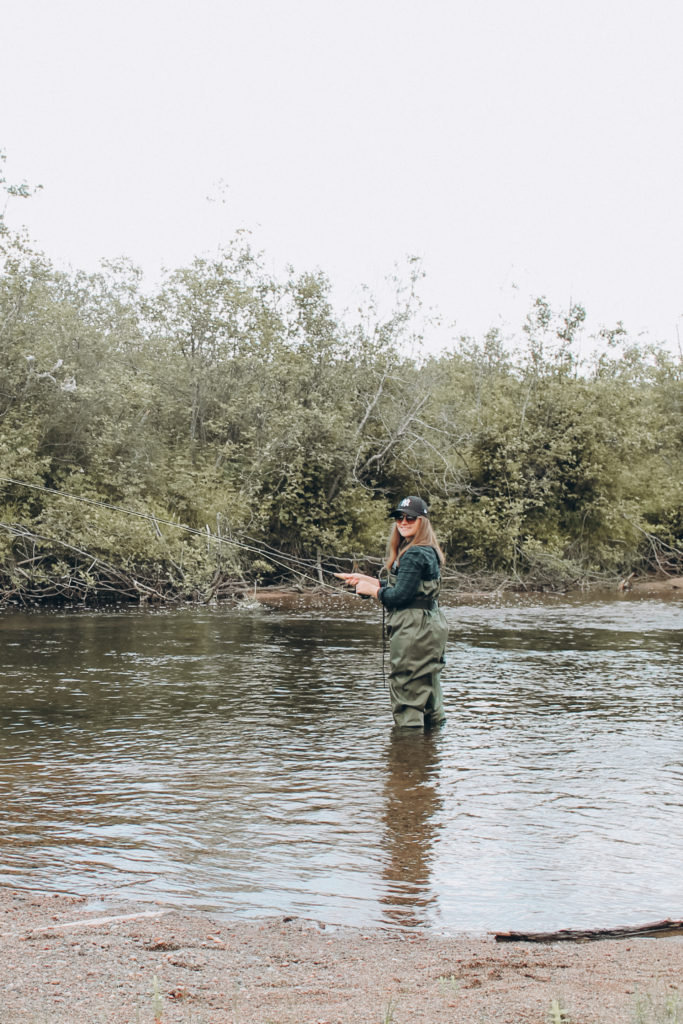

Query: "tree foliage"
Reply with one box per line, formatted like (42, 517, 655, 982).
(2, 227, 683, 599)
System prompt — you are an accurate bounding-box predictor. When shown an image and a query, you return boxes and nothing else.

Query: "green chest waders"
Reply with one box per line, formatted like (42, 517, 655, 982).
(385, 566, 449, 728)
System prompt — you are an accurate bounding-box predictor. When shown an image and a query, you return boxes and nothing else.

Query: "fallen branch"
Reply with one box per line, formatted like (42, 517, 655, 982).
(30, 909, 169, 934)
(494, 917, 683, 943)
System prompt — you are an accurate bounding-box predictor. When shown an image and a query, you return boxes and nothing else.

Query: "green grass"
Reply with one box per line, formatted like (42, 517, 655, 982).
(631, 981, 683, 1024)
(380, 992, 400, 1024)
(151, 975, 162, 1023)
(548, 996, 570, 1024)
(438, 973, 460, 1003)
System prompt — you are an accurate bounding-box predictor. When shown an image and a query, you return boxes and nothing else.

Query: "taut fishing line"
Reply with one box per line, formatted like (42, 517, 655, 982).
(1, 475, 396, 688)
(0, 475, 356, 596)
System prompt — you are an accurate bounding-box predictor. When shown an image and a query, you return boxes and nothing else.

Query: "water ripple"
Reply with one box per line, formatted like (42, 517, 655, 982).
(1, 593, 683, 930)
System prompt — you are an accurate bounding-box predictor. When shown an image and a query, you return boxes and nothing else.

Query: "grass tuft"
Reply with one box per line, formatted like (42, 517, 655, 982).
(380, 992, 400, 1024)
(232, 978, 243, 1024)
(548, 996, 570, 1024)
(631, 982, 683, 1024)
(152, 974, 163, 1023)
(439, 973, 460, 1003)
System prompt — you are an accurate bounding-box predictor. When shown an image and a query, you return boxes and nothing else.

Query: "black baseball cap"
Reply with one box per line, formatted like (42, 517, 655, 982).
(389, 495, 430, 519)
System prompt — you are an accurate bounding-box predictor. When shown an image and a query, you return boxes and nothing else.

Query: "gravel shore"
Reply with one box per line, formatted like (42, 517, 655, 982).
(2, 888, 682, 1023)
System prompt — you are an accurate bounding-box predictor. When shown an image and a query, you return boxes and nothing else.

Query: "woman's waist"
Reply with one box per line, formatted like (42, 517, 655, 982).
(386, 596, 440, 615)
(401, 595, 438, 610)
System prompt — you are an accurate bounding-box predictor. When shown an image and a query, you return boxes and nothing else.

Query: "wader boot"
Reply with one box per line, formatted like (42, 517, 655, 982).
(385, 570, 448, 728)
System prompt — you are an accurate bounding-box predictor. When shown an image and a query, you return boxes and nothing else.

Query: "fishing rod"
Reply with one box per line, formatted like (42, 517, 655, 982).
(1, 475, 391, 690)
(0, 475, 359, 596)
(241, 533, 382, 574)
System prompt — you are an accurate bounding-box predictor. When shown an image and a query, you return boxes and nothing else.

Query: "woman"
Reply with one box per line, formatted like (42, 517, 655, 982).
(338, 496, 448, 728)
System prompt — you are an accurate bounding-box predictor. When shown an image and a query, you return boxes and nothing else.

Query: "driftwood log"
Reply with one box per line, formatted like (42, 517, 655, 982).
(494, 918, 683, 943)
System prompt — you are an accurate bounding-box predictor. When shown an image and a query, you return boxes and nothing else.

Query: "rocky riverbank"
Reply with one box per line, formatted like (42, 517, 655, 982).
(2, 889, 682, 1023)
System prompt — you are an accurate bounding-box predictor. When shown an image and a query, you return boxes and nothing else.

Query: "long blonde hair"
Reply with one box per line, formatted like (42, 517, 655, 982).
(385, 516, 445, 571)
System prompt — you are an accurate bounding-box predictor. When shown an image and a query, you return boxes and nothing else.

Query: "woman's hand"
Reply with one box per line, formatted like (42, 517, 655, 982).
(355, 579, 381, 600)
(334, 573, 381, 600)
(334, 573, 377, 587)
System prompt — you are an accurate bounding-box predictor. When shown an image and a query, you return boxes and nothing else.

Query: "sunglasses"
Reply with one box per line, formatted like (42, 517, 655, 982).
(394, 514, 417, 524)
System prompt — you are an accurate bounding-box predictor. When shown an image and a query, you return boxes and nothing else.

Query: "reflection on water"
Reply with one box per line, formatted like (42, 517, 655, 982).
(381, 730, 441, 927)
(1, 593, 683, 931)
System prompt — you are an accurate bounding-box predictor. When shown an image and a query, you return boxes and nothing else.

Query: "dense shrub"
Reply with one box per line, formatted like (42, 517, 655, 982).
(2, 226, 682, 594)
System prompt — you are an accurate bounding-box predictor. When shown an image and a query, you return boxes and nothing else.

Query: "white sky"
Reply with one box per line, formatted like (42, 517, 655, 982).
(2, 0, 683, 351)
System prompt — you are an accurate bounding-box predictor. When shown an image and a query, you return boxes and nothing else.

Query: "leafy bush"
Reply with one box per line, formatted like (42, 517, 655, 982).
(2, 217, 683, 598)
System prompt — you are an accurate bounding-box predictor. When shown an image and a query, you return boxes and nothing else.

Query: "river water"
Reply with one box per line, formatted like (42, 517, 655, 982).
(1, 593, 682, 933)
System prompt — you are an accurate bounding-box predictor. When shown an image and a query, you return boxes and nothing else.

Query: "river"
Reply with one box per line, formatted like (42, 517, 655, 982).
(1, 592, 682, 932)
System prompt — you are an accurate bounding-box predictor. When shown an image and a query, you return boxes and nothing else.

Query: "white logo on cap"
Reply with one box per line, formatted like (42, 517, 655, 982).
(400, 498, 411, 507)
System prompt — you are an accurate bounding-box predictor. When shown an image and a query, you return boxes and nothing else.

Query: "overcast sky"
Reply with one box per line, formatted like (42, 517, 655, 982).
(2, 0, 682, 351)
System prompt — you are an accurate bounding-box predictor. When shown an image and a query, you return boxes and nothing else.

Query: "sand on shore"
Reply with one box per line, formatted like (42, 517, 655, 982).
(1, 888, 682, 1023)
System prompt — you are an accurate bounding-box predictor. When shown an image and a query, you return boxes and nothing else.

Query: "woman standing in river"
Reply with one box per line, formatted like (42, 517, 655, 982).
(338, 496, 448, 728)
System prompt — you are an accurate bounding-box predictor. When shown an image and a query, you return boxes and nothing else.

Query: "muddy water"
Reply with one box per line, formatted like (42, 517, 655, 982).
(1, 593, 683, 932)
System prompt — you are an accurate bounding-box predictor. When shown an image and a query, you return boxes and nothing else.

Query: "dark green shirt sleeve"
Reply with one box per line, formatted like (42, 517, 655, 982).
(379, 546, 440, 610)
